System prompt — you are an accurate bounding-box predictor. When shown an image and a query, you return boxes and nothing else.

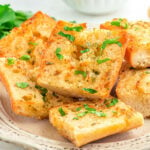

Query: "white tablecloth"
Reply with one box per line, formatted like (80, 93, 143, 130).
(0, 0, 149, 149)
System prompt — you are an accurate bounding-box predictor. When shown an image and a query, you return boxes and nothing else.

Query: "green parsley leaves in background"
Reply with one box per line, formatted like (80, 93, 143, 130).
(0, 4, 32, 39)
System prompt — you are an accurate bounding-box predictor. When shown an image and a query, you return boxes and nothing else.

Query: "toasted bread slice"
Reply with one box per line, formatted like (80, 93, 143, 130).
(37, 21, 128, 99)
(125, 21, 150, 68)
(116, 69, 150, 118)
(101, 19, 150, 68)
(0, 11, 56, 66)
(0, 58, 77, 119)
(49, 98, 143, 147)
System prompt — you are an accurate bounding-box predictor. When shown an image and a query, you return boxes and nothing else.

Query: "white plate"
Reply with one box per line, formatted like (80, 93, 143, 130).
(0, 81, 150, 150)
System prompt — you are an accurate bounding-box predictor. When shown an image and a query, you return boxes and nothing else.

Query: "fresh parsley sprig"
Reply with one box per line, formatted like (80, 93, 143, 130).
(0, 4, 32, 39)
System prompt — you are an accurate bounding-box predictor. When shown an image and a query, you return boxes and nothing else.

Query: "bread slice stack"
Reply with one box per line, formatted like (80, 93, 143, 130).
(101, 19, 150, 118)
(0, 14, 145, 147)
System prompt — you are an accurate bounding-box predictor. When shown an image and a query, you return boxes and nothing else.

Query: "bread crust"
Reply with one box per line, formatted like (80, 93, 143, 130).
(116, 69, 150, 118)
(0, 58, 77, 119)
(49, 98, 143, 147)
(37, 21, 128, 99)
(101, 19, 150, 68)
(0, 11, 56, 66)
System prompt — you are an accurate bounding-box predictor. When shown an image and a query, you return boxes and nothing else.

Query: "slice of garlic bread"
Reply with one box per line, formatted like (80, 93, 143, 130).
(100, 19, 150, 68)
(125, 21, 150, 68)
(116, 69, 150, 118)
(49, 98, 143, 147)
(37, 21, 128, 99)
(0, 11, 56, 66)
(0, 58, 77, 119)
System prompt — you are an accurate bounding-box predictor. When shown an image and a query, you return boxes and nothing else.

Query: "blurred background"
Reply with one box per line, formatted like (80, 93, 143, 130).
(1, 0, 150, 24)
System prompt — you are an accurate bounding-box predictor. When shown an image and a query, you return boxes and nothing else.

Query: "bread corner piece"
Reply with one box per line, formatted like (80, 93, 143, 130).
(0, 58, 77, 119)
(49, 98, 143, 147)
(37, 20, 128, 99)
(125, 21, 150, 68)
(0, 11, 56, 66)
(116, 68, 150, 118)
(100, 19, 150, 68)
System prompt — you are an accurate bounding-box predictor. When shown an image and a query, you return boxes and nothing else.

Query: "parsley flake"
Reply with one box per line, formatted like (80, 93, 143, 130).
(77, 111, 88, 117)
(111, 19, 128, 29)
(58, 107, 66, 116)
(97, 58, 111, 64)
(83, 88, 97, 94)
(7, 57, 15, 65)
(84, 104, 96, 111)
(35, 85, 48, 102)
(55, 48, 64, 60)
(20, 55, 30, 61)
(80, 48, 90, 53)
(74, 70, 87, 78)
(76, 107, 82, 111)
(145, 71, 150, 74)
(58, 31, 75, 42)
(16, 82, 29, 88)
(64, 26, 83, 32)
(105, 98, 119, 107)
(100, 38, 122, 55)
(73, 117, 79, 120)
(28, 42, 38, 46)
(92, 111, 106, 117)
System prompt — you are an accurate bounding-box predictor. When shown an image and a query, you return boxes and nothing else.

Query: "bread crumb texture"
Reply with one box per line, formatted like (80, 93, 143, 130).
(37, 20, 128, 99)
(49, 98, 143, 147)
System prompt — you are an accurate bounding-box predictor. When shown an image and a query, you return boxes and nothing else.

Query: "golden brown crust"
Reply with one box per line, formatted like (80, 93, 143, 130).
(101, 19, 150, 68)
(0, 11, 56, 66)
(116, 69, 150, 118)
(49, 99, 144, 147)
(0, 58, 78, 119)
(37, 21, 128, 99)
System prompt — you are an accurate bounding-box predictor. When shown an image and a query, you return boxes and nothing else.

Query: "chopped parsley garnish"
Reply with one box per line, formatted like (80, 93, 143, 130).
(76, 107, 82, 111)
(58, 107, 66, 116)
(84, 104, 96, 111)
(111, 19, 128, 29)
(16, 82, 29, 88)
(100, 38, 122, 55)
(35, 85, 48, 102)
(7, 57, 15, 65)
(82, 88, 97, 94)
(64, 26, 83, 32)
(58, 31, 75, 42)
(20, 55, 30, 61)
(91, 111, 106, 117)
(97, 58, 111, 64)
(74, 70, 87, 78)
(28, 42, 38, 46)
(55, 48, 64, 60)
(73, 104, 106, 119)
(73, 117, 79, 120)
(77, 111, 88, 117)
(104, 98, 119, 107)
(145, 71, 150, 74)
(80, 48, 90, 53)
